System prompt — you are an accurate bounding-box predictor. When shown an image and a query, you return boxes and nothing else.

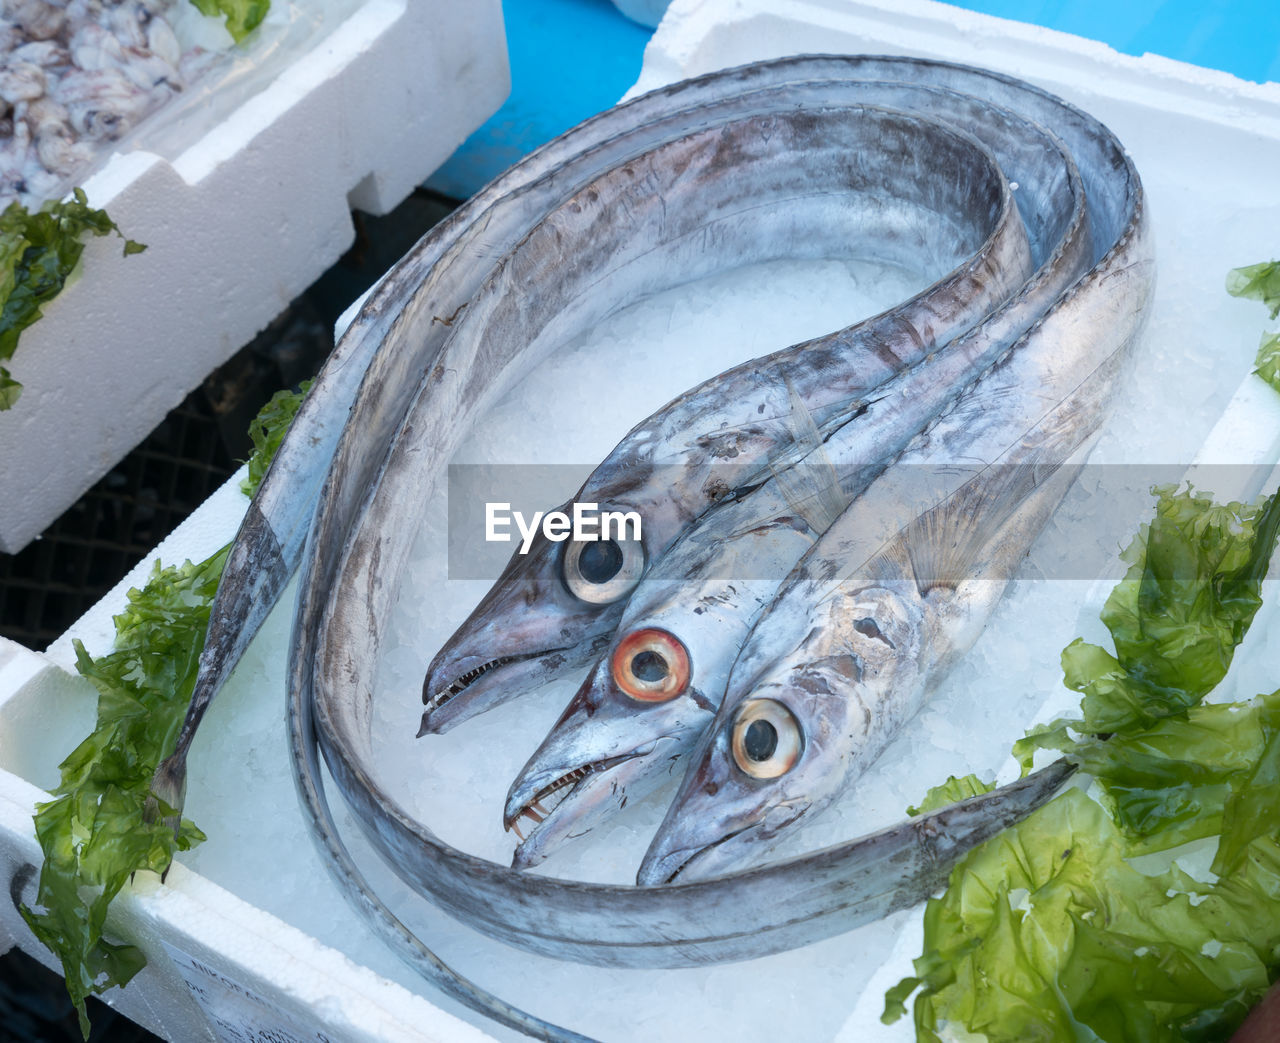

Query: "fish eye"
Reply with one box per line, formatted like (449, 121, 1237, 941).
(611, 628, 690, 702)
(563, 535, 645, 604)
(731, 699, 802, 779)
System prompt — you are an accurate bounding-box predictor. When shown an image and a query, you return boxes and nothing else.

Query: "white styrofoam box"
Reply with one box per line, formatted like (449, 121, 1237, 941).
(1, 2, 1279, 1041)
(0, 0, 510, 555)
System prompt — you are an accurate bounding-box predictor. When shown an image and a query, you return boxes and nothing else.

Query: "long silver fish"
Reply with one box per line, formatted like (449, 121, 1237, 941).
(501, 81, 1102, 864)
(422, 80, 1095, 742)
(157, 65, 1019, 830)
(500, 208, 1089, 865)
(637, 227, 1149, 883)
(416, 99, 1037, 732)
(290, 55, 1152, 1011)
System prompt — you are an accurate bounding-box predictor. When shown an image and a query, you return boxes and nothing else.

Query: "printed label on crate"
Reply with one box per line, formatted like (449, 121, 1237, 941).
(161, 941, 335, 1043)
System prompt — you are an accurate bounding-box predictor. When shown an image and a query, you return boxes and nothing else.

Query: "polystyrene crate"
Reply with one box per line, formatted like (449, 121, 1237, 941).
(1, 1, 1279, 1040)
(0, 0, 509, 554)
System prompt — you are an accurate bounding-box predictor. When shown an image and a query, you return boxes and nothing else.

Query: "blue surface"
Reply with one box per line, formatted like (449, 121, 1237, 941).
(428, 0, 1280, 199)
(426, 0, 651, 199)
(952, 0, 1280, 85)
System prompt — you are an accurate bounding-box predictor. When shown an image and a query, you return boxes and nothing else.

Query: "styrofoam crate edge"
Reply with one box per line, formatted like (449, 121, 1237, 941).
(0, 0, 510, 554)
(631, 0, 1280, 134)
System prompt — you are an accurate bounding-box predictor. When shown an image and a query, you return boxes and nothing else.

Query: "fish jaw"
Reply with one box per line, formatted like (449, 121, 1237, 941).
(505, 747, 657, 870)
(420, 496, 653, 733)
(503, 656, 714, 867)
(642, 582, 931, 884)
(419, 530, 628, 733)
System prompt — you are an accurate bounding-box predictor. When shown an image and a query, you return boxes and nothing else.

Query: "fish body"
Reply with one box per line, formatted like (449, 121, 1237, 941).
(505, 135, 1094, 863)
(417, 100, 1038, 732)
(421, 78, 1101, 733)
(288, 55, 1152, 996)
(638, 224, 1147, 882)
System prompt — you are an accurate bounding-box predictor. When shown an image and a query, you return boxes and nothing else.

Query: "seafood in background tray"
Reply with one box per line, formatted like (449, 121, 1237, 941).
(1, 0, 223, 208)
(419, 103, 1042, 735)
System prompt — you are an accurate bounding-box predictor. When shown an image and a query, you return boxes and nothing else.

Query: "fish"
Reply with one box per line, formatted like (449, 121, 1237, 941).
(636, 238, 1143, 882)
(501, 197, 1090, 865)
(500, 81, 1104, 863)
(156, 67, 1038, 831)
(417, 97, 1038, 734)
(289, 53, 1153, 1004)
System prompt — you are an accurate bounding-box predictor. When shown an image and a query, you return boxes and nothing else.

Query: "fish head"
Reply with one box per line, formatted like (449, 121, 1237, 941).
(637, 583, 925, 885)
(419, 503, 647, 733)
(504, 624, 719, 868)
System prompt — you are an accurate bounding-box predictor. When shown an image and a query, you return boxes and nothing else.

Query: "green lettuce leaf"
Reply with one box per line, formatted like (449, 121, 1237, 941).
(20, 552, 222, 1036)
(0, 190, 145, 409)
(1021, 485, 1277, 749)
(907, 773, 995, 817)
(894, 482, 1280, 1040)
(190, 0, 270, 43)
(1255, 332, 1280, 395)
(1227, 260, 1280, 319)
(21, 381, 306, 1036)
(240, 380, 312, 497)
(889, 788, 1280, 1043)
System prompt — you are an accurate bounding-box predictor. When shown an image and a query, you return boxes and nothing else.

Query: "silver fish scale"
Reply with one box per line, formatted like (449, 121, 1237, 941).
(153, 54, 1150, 1040)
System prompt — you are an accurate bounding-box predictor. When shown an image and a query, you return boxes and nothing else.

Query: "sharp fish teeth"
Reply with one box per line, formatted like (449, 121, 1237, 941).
(428, 655, 519, 711)
(513, 763, 601, 833)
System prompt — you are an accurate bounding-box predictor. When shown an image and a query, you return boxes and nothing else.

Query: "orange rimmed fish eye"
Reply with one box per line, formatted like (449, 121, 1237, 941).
(563, 534, 646, 605)
(731, 699, 802, 779)
(611, 628, 691, 702)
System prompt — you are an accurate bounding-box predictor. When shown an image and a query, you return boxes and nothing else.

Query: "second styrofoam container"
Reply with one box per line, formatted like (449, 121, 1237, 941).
(0, 0, 509, 555)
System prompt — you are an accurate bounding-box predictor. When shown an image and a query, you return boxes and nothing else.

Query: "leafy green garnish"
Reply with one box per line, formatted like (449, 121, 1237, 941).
(885, 784, 1280, 1042)
(906, 773, 995, 817)
(1255, 331, 1280, 395)
(241, 380, 312, 496)
(20, 553, 221, 1036)
(1227, 260, 1280, 319)
(21, 381, 308, 1036)
(190, 0, 270, 43)
(1, 190, 145, 409)
(1018, 484, 1275, 749)
(889, 484, 1280, 1040)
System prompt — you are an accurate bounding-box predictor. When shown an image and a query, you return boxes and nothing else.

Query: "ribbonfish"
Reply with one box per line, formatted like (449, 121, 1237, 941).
(637, 220, 1149, 882)
(501, 82, 1101, 862)
(502, 204, 1086, 863)
(417, 100, 1038, 733)
(422, 85, 1105, 747)
(285, 56, 1152, 1038)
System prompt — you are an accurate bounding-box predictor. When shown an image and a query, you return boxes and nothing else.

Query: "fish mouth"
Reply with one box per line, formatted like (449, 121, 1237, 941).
(504, 751, 642, 848)
(642, 823, 758, 886)
(418, 647, 570, 735)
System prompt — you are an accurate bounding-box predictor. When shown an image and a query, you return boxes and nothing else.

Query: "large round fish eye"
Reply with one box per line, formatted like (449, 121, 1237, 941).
(611, 628, 690, 702)
(731, 699, 802, 779)
(563, 534, 645, 604)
